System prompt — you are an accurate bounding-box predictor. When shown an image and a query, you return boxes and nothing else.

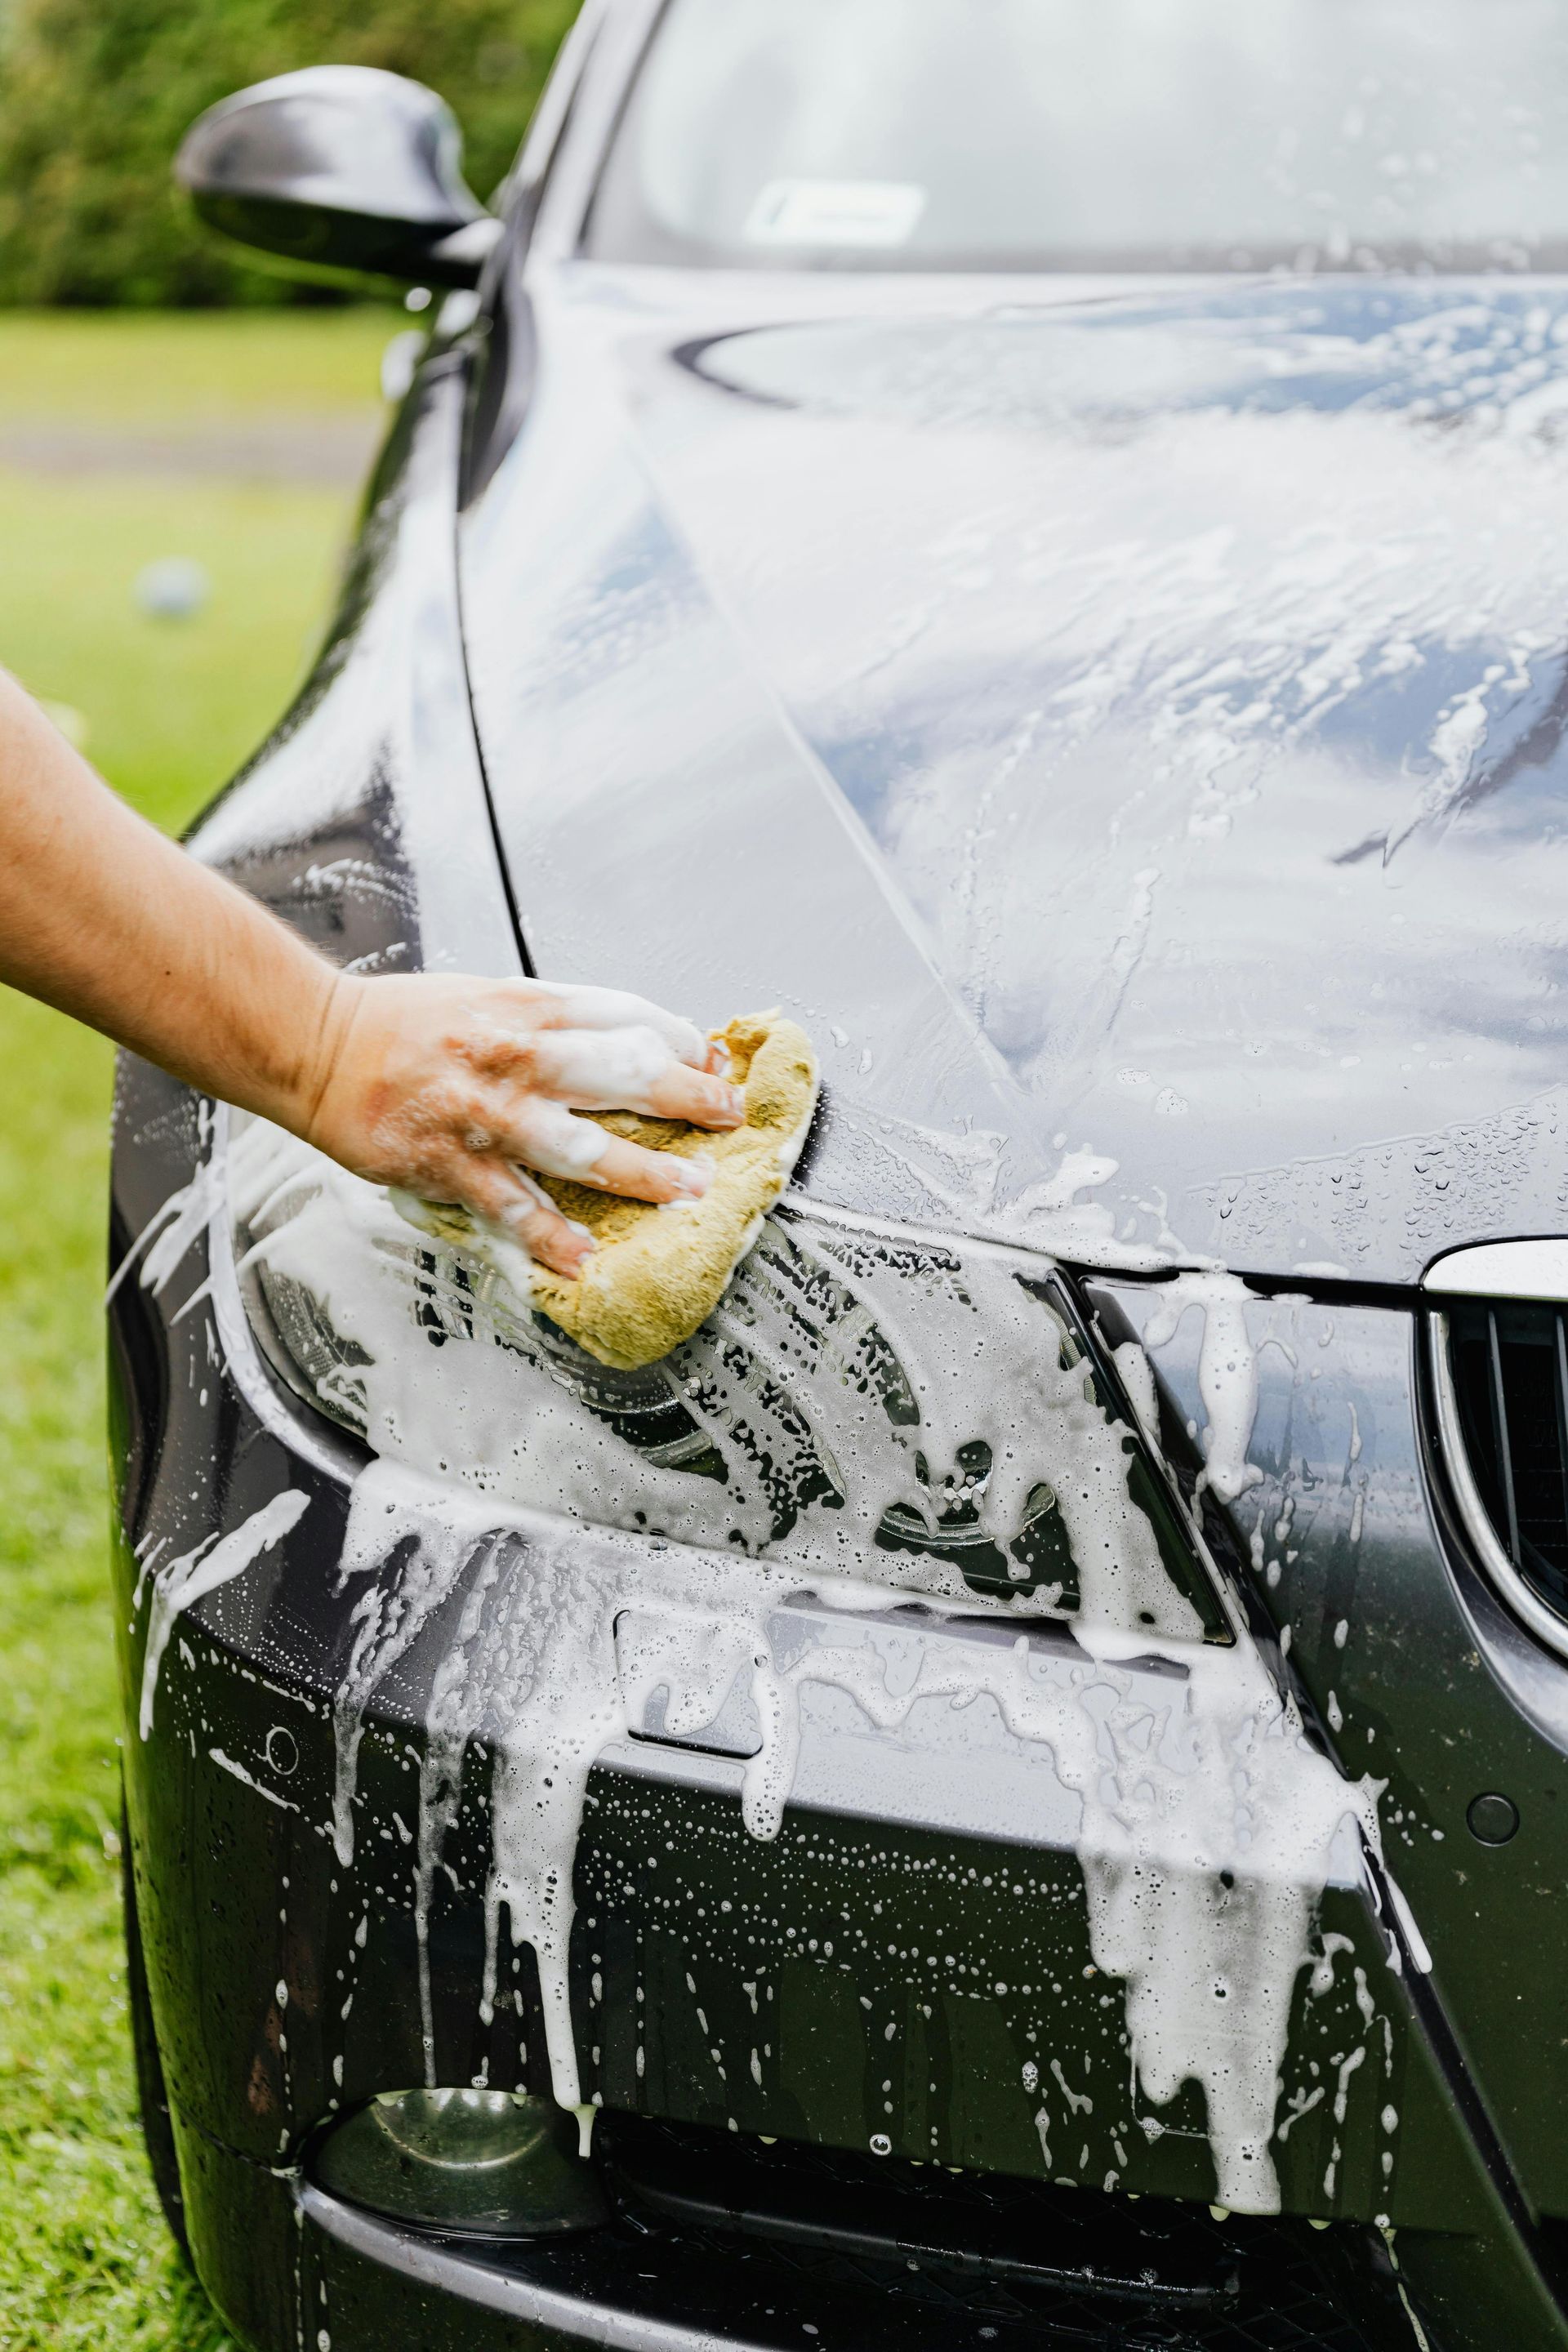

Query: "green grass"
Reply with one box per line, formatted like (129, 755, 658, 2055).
(0, 307, 396, 426)
(0, 310, 386, 2349)
(0, 467, 362, 828)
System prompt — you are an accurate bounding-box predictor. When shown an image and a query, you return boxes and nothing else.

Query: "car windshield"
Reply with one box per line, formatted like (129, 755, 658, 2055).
(586, 0, 1568, 273)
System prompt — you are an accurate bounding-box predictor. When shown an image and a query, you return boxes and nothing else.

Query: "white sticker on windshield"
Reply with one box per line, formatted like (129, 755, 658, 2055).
(744, 178, 927, 250)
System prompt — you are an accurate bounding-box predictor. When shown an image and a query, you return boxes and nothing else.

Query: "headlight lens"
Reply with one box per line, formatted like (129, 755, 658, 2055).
(228, 1117, 1223, 1639)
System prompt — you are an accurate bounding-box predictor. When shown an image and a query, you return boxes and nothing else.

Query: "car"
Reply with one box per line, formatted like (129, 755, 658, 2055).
(110, 6, 1568, 2348)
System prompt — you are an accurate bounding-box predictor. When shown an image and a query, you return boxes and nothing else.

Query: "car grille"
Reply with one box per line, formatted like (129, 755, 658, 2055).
(1444, 1298, 1568, 1624)
(597, 2115, 1399, 2349)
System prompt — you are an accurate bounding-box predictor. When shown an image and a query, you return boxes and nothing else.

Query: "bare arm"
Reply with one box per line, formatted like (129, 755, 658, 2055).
(0, 672, 742, 1276)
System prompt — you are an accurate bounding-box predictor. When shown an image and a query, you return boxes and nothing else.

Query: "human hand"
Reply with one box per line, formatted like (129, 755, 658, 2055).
(299, 974, 745, 1277)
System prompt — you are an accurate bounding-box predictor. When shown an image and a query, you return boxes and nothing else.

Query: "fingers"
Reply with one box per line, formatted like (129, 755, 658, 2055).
(525, 1025, 745, 1128)
(460, 1158, 595, 1281)
(639, 1058, 745, 1127)
(497, 1098, 715, 1205)
(524, 981, 714, 1070)
(500, 1098, 614, 1181)
(358, 978, 747, 1270)
(467, 982, 738, 1119)
(568, 1134, 715, 1205)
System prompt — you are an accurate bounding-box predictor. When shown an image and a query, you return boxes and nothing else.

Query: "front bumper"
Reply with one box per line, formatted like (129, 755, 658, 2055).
(110, 1038, 1568, 2352)
(176, 2102, 1410, 2352)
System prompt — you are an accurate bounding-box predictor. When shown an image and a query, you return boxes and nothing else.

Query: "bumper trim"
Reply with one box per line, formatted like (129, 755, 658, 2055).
(298, 2180, 781, 2351)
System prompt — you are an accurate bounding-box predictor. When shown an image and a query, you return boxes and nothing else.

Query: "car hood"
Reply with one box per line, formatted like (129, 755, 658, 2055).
(461, 270, 1568, 1285)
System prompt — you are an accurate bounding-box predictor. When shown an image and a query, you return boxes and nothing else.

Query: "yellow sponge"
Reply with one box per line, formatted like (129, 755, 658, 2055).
(529, 1010, 819, 1370)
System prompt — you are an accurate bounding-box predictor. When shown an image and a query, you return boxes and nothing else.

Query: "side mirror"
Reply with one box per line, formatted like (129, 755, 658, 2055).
(175, 65, 501, 288)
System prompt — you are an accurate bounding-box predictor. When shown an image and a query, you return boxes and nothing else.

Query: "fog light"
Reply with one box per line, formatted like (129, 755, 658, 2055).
(312, 2089, 608, 2236)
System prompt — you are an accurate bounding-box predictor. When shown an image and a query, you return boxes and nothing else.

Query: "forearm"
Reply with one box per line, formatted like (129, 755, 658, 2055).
(0, 670, 342, 1129)
(0, 669, 747, 1279)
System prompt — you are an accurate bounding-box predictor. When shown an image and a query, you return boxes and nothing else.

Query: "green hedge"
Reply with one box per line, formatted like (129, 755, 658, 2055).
(0, 0, 581, 305)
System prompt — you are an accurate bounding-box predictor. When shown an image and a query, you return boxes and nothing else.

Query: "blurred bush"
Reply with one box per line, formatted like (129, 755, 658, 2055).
(0, 0, 581, 306)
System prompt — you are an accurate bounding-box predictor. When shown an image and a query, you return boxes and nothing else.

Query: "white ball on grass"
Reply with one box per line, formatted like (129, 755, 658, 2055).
(134, 557, 211, 622)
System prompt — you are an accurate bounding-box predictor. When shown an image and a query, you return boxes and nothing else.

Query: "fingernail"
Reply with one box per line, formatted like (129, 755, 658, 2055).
(670, 1155, 713, 1199)
(721, 1085, 745, 1123)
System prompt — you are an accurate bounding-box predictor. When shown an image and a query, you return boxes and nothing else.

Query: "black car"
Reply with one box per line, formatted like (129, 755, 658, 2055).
(112, 7, 1568, 2348)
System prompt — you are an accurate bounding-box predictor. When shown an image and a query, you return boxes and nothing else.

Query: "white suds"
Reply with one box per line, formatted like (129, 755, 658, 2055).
(1113, 1339, 1161, 1454)
(1143, 1273, 1263, 1503)
(229, 1118, 1198, 1637)
(109, 1160, 222, 1312)
(140, 1491, 310, 1735)
(323, 1456, 1377, 2212)
(173, 1124, 1387, 2213)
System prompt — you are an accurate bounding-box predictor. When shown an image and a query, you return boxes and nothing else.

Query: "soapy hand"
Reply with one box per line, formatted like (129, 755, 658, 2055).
(299, 974, 746, 1278)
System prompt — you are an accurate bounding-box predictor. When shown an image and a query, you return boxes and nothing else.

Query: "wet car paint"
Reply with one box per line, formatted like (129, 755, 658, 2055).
(461, 266, 1568, 1284)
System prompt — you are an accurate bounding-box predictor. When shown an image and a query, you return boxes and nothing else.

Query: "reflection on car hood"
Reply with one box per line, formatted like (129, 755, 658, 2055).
(461, 270, 1568, 1285)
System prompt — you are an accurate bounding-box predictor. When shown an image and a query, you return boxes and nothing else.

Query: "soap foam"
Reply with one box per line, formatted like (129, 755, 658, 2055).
(140, 1490, 310, 1735)
(1143, 1272, 1265, 1505)
(140, 1127, 1388, 2212)
(229, 1117, 1200, 1637)
(325, 1459, 1378, 2211)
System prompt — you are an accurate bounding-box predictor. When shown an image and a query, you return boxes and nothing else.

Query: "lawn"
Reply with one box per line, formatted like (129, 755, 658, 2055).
(0, 308, 395, 427)
(0, 307, 397, 2350)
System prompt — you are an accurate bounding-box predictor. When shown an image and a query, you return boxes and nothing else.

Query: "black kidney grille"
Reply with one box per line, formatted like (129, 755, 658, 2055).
(1446, 1299, 1568, 1619)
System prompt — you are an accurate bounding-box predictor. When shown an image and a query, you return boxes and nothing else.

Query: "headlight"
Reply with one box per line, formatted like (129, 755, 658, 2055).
(227, 1116, 1223, 1642)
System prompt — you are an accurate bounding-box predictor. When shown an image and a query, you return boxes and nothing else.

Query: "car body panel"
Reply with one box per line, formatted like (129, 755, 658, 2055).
(1091, 1276, 1568, 2215)
(461, 265, 1568, 1285)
